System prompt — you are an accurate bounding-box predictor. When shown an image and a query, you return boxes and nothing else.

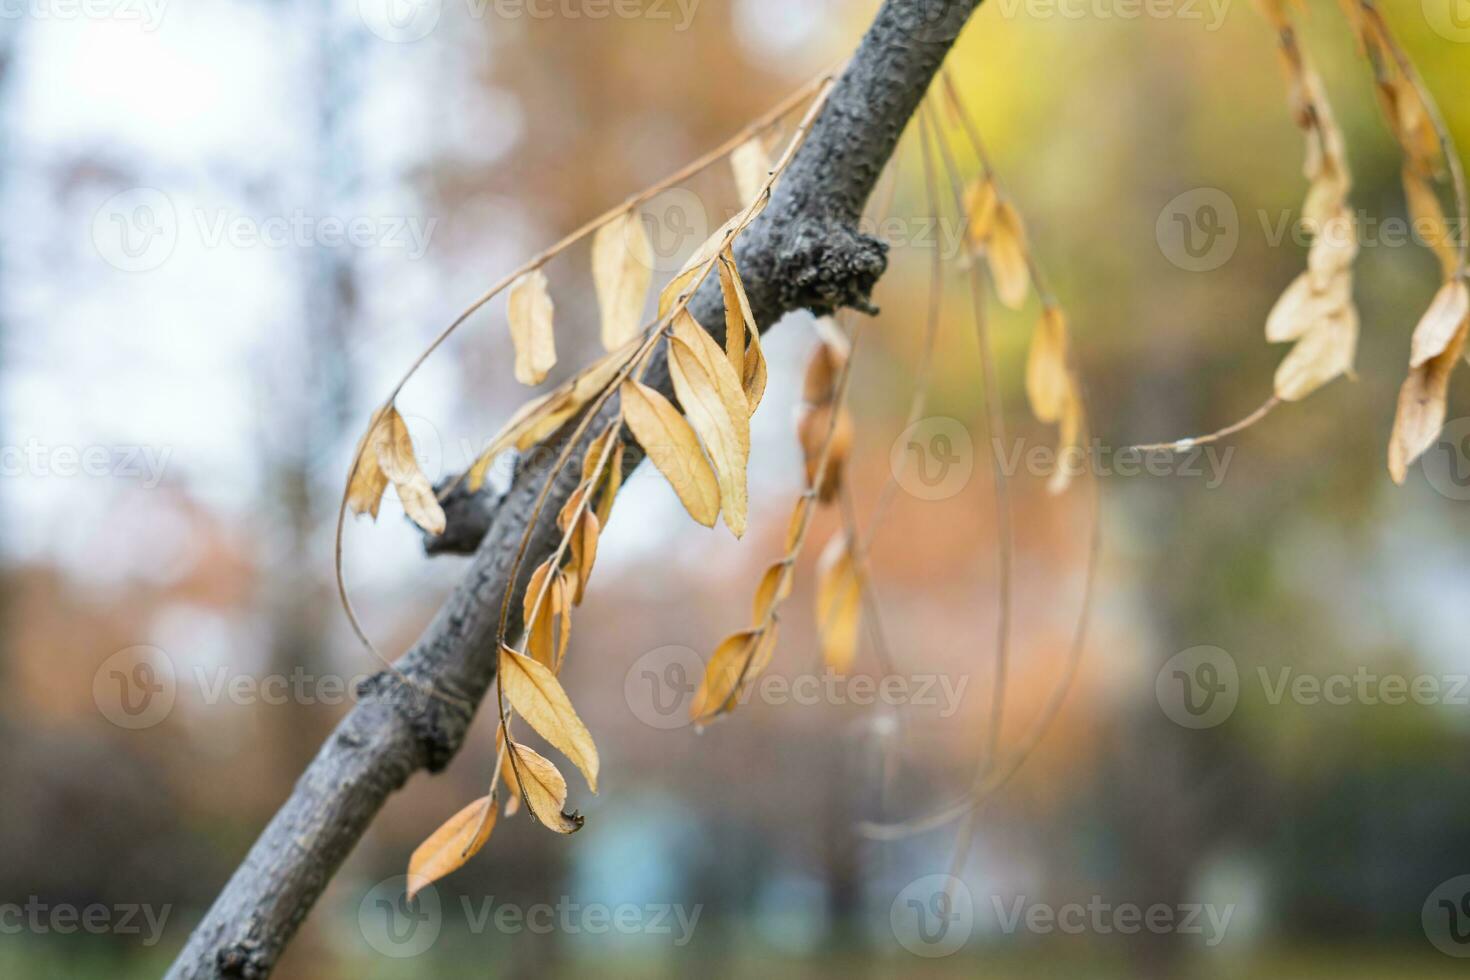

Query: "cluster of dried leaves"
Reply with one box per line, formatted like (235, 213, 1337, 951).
(1155, 2, 1466, 465)
(333, 4, 1463, 907)
(1333, 1, 1470, 481)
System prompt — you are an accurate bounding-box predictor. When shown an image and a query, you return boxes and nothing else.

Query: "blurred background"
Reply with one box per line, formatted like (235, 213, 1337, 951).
(3, 0, 1470, 976)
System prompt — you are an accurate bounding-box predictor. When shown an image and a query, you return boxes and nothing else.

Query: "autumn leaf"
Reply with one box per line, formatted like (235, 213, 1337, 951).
(731, 137, 772, 207)
(1026, 306, 1071, 424)
(690, 626, 778, 725)
(523, 561, 570, 670)
(987, 201, 1030, 310)
(796, 402, 853, 504)
(659, 214, 740, 318)
(593, 210, 653, 352)
(1265, 270, 1353, 344)
(499, 645, 599, 792)
(346, 407, 391, 520)
(509, 269, 557, 386)
(506, 740, 584, 834)
(1403, 171, 1458, 278)
(467, 341, 637, 491)
(815, 534, 861, 674)
(669, 311, 751, 537)
(1409, 280, 1469, 369)
(1274, 306, 1359, 402)
(619, 379, 720, 527)
(406, 796, 497, 900)
(565, 508, 600, 607)
(1389, 319, 1468, 483)
(962, 178, 999, 255)
(750, 560, 793, 626)
(371, 406, 446, 535)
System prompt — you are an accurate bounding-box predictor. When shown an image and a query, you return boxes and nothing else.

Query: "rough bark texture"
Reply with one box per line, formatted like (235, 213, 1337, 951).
(168, 2, 983, 976)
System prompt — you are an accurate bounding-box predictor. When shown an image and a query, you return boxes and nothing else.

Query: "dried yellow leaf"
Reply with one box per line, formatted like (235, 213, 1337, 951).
(962, 178, 999, 255)
(1265, 270, 1353, 344)
(1026, 306, 1071, 424)
(346, 407, 392, 520)
(467, 341, 636, 491)
(506, 740, 584, 834)
(670, 311, 751, 537)
(987, 201, 1030, 310)
(690, 626, 778, 725)
(372, 406, 446, 535)
(751, 561, 793, 626)
(523, 561, 570, 670)
(1274, 306, 1359, 402)
(815, 534, 861, 674)
(499, 645, 599, 792)
(592, 210, 653, 352)
(619, 379, 720, 527)
(508, 269, 557, 386)
(731, 137, 773, 207)
(1410, 280, 1469, 369)
(406, 796, 496, 900)
(796, 402, 853, 505)
(1403, 171, 1458, 279)
(1389, 319, 1467, 484)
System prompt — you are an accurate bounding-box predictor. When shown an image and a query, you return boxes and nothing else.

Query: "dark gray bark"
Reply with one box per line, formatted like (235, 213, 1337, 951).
(168, 2, 983, 976)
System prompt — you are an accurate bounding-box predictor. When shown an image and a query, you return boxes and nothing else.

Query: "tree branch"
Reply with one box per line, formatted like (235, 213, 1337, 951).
(167, 2, 983, 975)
